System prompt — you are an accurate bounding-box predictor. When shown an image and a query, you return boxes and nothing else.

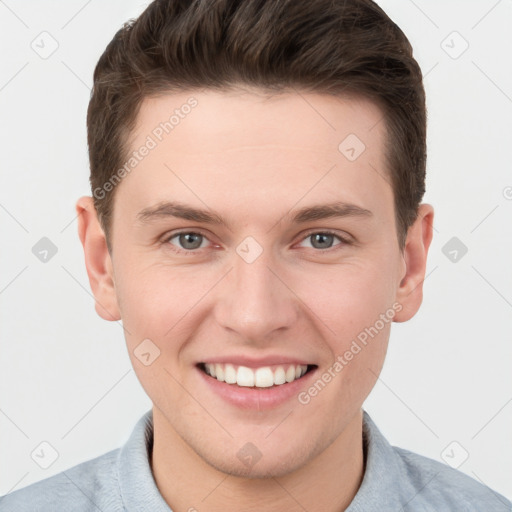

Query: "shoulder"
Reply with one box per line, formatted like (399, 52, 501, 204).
(0, 448, 122, 512)
(393, 446, 512, 511)
(354, 411, 511, 512)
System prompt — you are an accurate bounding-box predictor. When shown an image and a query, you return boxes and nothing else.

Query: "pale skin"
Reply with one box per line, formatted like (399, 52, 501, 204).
(77, 88, 434, 512)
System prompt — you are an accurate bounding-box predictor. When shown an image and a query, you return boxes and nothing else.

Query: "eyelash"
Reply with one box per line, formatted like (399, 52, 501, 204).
(162, 229, 352, 256)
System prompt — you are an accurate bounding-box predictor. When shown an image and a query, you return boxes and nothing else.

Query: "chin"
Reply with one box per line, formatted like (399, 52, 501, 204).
(204, 455, 304, 479)
(197, 436, 323, 480)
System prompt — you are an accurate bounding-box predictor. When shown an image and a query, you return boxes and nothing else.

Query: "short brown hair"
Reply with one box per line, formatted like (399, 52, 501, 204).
(87, 0, 426, 252)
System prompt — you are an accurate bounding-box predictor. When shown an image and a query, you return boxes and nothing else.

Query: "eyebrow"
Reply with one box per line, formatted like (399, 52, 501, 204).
(136, 200, 373, 228)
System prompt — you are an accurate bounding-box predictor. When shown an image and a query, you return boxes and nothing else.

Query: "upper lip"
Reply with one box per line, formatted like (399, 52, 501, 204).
(199, 355, 315, 368)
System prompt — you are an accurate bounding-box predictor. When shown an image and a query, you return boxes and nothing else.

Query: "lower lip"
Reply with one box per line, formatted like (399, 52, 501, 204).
(197, 366, 317, 410)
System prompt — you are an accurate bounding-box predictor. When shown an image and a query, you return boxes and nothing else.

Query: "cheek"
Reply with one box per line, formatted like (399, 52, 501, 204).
(302, 258, 396, 334)
(114, 263, 198, 401)
(113, 259, 191, 342)
(301, 259, 394, 395)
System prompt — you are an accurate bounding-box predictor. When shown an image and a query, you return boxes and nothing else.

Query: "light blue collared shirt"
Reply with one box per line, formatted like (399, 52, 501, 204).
(1, 409, 510, 511)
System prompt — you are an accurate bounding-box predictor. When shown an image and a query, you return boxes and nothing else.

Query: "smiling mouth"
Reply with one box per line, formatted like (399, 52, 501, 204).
(198, 362, 317, 388)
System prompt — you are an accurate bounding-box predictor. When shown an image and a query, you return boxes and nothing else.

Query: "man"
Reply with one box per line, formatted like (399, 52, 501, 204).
(1, 0, 510, 510)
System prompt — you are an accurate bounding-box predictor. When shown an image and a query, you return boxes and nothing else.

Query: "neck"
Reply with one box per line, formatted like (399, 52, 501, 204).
(151, 408, 365, 512)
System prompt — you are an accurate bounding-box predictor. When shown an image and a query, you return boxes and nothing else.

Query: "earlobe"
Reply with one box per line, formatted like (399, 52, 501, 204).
(76, 196, 121, 321)
(393, 203, 434, 323)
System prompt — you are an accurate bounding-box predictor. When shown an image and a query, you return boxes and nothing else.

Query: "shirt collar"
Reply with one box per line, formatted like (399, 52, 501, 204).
(345, 410, 404, 511)
(117, 409, 172, 511)
(117, 409, 403, 511)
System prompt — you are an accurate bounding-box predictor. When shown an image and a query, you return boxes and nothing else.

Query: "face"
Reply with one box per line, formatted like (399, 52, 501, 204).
(80, 88, 431, 478)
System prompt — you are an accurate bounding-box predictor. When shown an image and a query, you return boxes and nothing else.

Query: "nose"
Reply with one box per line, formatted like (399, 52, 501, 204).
(214, 242, 299, 344)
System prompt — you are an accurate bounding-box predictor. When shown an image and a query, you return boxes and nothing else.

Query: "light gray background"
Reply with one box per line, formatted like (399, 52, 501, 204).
(1, 0, 511, 503)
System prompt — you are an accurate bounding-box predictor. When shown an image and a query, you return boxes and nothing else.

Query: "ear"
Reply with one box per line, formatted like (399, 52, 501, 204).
(393, 203, 434, 323)
(76, 196, 121, 321)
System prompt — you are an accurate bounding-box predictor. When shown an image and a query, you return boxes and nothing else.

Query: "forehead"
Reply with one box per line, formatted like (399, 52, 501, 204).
(116, 89, 392, 225)
(133, 88, 386, 154)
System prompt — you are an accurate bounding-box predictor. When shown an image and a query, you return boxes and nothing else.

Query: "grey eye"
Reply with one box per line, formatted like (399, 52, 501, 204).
(171, 232, 205, 250)
(306, 233, 338, 250)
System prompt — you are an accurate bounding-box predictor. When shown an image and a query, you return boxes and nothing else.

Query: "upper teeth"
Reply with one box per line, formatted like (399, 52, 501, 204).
(204, 363, 308, 388)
